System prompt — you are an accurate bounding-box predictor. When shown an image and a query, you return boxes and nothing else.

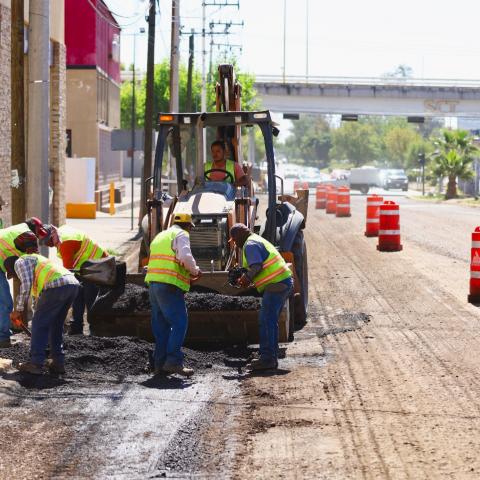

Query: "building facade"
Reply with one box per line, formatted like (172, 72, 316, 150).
(65, 0, 122, 192)
(0, 0, 66, 227)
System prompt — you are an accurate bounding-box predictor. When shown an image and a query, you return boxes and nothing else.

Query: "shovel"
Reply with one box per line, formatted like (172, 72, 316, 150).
(72, 257, 117, 287)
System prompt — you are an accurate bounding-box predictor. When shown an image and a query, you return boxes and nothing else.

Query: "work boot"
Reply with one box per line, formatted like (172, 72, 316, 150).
(18, 361, 43, 375)
(0, 338, 12, 348)
(46, 359, 66, 374)
(248, 358, 278, 371)
(162, 364, 194, 377)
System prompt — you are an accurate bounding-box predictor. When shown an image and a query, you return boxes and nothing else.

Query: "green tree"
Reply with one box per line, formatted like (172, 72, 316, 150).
(384, 126, 421, 168)
(330, 122, 380, 167)
(120, 60, 259, 129)
(430, 129, 478, 199)
(282, 115, 332, 167)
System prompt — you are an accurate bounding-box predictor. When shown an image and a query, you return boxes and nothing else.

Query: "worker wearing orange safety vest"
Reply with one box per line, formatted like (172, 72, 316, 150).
(0, 218, 47, 348)
(145, 213, 201, 377)
(230, 223, 293, 371)
(40, 224, 107, 335)
(5, 254, 79, 375)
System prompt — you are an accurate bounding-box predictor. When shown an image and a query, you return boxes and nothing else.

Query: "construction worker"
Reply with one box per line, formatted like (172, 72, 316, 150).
(0, 218, 47, 348)
(205, 140, 248, 187)
(229, 223, 293, 371)
(145, 213, 201, 377)
(5, 254, 79, 375)
(40, 224, 107, 335)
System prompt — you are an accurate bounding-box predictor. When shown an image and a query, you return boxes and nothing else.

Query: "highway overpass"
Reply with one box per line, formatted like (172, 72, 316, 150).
(254, 75, 480, 117)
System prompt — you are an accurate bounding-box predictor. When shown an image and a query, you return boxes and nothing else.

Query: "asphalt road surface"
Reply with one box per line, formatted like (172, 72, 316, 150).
(2, 194, 480, 479)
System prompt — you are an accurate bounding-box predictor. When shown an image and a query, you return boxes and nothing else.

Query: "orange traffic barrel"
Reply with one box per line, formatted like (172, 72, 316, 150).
(377, 201, 402, 251)
(336, 186, 351, 217)
(325, 186, 337, 214)
(468, 227, 480, 303)
(315, 184, 327, 209)
(364, 194, 383, 237)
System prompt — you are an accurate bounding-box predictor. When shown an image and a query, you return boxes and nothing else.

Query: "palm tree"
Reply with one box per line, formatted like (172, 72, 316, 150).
(430, 130, 478, 199)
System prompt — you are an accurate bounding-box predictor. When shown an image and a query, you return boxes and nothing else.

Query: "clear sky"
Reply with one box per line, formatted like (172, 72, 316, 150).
(104, 0, 480, 80)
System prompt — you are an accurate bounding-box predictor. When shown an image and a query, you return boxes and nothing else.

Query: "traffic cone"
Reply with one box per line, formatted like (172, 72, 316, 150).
(364, 194, 383, 237)
(377, 201, 402, 251)
(468, 227, 480, 303)
(326, 186, 337, 214)
(315, 184, 327, 209)
(336, 186, 351, 217)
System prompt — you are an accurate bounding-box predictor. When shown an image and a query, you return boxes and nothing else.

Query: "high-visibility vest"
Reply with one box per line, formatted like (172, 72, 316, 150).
(24, 253, 72, 298)
(145, 226, 191, 292)
(0, 223, 30, 273)
(205, 159, 236, 183)
(57, 225, 105, 269)
(242, 233, 292, 293)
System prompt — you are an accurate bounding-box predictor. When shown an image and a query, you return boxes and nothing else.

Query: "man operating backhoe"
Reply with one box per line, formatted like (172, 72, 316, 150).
(205, 140, 248, 187)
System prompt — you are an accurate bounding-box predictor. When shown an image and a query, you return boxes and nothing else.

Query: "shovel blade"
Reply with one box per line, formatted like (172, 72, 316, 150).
(79, 257, 117, 286)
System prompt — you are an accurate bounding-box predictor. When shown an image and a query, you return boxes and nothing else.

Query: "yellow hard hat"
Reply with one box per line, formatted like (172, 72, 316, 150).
(173, 212, 195, 226)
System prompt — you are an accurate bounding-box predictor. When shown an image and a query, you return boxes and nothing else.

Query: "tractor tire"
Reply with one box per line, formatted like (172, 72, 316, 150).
(292, 230, 308, 326)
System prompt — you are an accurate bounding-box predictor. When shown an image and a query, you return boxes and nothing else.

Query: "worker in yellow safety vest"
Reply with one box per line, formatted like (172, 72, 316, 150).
(5, 254, 79, 375)
(230, 223, 293, 371)
(145, 213, 201, 377)
(40, 224, 107, 335)
(205, 140, 248, 187)
(0, 218, 47, 348)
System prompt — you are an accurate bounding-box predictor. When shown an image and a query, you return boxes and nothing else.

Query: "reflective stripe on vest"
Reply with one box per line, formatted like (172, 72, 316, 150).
(25, 253, 71, 298)
(145, 226, 191, 291)
(205, 159, 236, 183)
(242, 233, 292, 293)
(0, 223, 30, 272)
(58, 225, 105, 269)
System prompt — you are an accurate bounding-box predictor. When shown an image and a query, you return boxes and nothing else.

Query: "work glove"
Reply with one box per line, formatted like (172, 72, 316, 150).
(237, 274, 252, 289)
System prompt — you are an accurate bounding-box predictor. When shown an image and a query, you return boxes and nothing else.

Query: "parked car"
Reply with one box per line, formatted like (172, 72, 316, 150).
(381, 169, 409, 191)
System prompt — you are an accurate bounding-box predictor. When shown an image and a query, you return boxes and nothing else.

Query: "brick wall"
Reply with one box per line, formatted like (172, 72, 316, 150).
(50, 41, 66, 226)
(0, 5, 12, 227)
(0, 4, 67, 228)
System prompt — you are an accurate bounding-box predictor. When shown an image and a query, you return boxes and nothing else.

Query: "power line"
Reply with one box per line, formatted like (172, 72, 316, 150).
(87, 0, 144, 28)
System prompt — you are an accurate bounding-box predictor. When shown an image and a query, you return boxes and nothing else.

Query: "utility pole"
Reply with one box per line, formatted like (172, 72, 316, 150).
(305, 0, 309, 82)
(169, 0, 180, 112)
(201, 2, 207, 113)
(141, 0, 156, 224)
(130, 38, 137, 230)
(27, 0, 50, 232)
(283, 0, 287, 83)
(186, 33, 194, 178)
(11, 0, 25, 226)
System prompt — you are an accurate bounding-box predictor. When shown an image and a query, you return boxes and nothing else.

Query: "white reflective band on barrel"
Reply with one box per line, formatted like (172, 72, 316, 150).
(367, 201, 382, 206)
(379, 210, 399, 215)
(470, 271, 480, 279)
(366, 219, 379, 223)
(472, 241, 480, 248)
(379, 230, 400, 235)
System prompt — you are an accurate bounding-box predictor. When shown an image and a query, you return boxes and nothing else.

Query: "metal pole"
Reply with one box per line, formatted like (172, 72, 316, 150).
(27, 0, 50, 238)
(201, 2, 206, 112)
(422, 162, 425, 196)
(141, 2, 156, 225)
(131, 36, 136, 230)
(11, 0, 25, 226)
(282, 0, 287, 83)
(305, 0, 309, 82)
(170, 0, 180, 112)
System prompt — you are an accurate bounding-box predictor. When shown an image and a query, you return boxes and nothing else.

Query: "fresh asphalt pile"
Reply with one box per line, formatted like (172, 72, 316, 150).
(0, 335, 246, 379)
(110, 283, 261, 313)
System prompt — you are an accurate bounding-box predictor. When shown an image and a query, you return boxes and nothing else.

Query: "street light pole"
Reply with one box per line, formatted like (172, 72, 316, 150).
(130, 36, 136, 230)
(282, 0, 287, 83)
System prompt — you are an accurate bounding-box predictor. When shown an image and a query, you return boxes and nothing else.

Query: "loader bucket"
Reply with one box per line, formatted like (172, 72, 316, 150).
(88, 273, 292, 344)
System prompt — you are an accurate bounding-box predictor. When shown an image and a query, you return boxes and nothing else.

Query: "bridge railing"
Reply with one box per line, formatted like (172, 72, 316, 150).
(254, 74, 480, 88)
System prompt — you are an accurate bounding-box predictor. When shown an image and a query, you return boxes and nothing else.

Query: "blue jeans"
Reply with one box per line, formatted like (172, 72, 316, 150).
(149, 283, 188, 368)
(31, 284, 79, 365)
(71, 280, 98, 331)
(0, 271, 13, 341)
(259, 277, 294, 361)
